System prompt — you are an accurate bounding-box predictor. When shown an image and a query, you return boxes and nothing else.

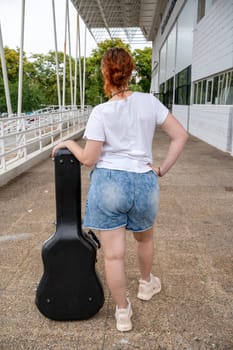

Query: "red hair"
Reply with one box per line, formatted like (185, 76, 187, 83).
(101, 48, 134, 97)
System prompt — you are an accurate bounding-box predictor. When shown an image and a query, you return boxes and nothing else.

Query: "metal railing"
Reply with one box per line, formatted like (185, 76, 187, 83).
(0, 105, 91, 174)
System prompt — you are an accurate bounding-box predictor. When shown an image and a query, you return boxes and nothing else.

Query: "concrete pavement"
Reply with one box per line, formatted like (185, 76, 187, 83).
(0, 129, 233, 349)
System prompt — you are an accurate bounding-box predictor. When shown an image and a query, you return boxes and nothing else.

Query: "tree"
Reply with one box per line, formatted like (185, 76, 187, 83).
(0, 41, 153, 113)
(31, 51, 63, 106)
(0, 47, 45, 113)
(0, 47, 20, 113)
(133, 47, 152, 92)
(85, 38, 132, 105)
(91, 38, 131, 64)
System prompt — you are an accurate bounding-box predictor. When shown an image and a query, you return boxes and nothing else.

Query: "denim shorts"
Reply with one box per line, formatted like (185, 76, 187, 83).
(83, 168, 160, 232)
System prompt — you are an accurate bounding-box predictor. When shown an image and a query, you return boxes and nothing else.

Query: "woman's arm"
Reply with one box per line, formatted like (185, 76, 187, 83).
(150, 112, 188, 176)
(52, 139, 103, 167)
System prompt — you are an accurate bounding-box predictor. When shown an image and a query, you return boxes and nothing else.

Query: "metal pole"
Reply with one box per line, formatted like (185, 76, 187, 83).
(17, 0, 25, 116)
(52, 0, 61, 108)
(67, 1, 73, 107)
(62, 0, 68, 108)
(82, 25, 86, 110)
(77, 15, 83, 108)
(74, 14, 78, 106)
(0, 22, 13, 116)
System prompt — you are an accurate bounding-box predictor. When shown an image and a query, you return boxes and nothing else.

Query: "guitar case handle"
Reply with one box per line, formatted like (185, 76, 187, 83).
(84, 230, 101, 249)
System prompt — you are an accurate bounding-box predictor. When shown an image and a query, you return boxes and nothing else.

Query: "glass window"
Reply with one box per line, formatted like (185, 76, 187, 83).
(226, 71, 233, 105)
(197, 0, 206, 22)
(160, 83, 165, 94)
(159, 83, 166, 105)
(218, 75, 223, 102)
(194, 83, 198, 104)
(197, 81, 202, 104)
(221, 74, 228, 104)
(176, 0, 195, 73)
(154, 92, 165, 104)
(175, 65, 191, 105)
(193, 79, 206, 104)
(193, 69, 233, 105)
(201, 80, 206, 104)
(212, 76, 219, 104)
(167, 77, 174, 110)
(219, 74, 226, 104)
(166, 26, 176, 80)
(206, 79, 213, 103)
(197, 0, 214, 22)
(160, 43, 167, 84)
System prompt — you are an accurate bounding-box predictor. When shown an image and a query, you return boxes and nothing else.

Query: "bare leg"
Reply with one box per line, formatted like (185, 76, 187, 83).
(99, 227, 127, 309)
(133, 227, 154, 281)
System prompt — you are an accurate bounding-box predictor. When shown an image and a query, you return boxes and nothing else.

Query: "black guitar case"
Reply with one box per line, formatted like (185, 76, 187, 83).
(35, 148, 104, 321)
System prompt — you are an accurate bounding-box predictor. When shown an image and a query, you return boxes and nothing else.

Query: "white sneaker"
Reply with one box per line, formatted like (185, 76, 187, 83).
(115, 299, 133, 332)
(137, 273, 161, 301)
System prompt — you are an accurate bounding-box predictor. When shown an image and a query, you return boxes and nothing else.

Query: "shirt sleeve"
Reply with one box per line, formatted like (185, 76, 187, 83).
(150, 94, 169, 125)
(83, 108, 105, 141)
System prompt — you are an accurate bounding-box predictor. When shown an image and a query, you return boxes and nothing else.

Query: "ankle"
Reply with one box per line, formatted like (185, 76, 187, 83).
(116, 299, 129, 310)
(140, 274, 151, 283)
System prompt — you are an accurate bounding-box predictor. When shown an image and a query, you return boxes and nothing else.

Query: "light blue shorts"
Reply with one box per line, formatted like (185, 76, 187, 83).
(83, 168, 160, 232)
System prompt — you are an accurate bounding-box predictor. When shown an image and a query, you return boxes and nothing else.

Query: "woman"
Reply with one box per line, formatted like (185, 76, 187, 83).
(52, 47, 188, 332)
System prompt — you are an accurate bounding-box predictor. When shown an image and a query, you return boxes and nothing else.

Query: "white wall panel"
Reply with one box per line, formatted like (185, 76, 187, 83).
(192, 0, 233, 81)
(189, 105, 233, 153)
(172, 105, 189, 129)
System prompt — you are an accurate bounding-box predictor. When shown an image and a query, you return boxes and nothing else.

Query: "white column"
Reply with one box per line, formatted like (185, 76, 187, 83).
(52, 0, 61, 108)
(74, 14, 78, 106)
(0, 22, 12, 116)
(82, 25, 86, 110)
(17, 0, 26, 116)
(62, 0, 68, 108)
(77, 15, 83, 108)
(67, 0, 73, 107)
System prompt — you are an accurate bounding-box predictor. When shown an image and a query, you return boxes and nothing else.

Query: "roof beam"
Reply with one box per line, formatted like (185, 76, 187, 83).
(96, 0, 112, 39)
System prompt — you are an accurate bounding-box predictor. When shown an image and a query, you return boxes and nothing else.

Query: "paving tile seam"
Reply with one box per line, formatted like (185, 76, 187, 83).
(7, 212, 28, 232)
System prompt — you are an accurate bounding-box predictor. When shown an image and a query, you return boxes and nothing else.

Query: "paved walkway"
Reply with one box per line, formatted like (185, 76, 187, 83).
(0, 130, 233, 350)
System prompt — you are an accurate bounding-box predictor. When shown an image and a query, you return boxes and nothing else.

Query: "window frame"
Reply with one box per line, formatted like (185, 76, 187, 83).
(206, 79, 213, 104)
(175, 65, 191, 105)
(193, 69, 233, 105)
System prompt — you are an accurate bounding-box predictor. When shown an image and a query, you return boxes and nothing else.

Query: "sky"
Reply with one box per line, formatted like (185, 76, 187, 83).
(0, 0, 97, 57)
(0, 0, 151, 58)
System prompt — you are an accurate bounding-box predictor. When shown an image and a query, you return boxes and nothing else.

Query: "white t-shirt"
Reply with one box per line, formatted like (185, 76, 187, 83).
(83, 92, 169, 173)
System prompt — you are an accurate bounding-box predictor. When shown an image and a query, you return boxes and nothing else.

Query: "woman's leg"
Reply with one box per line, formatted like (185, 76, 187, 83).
(133, 227, 154, 281)
(99, 227, 128, 309)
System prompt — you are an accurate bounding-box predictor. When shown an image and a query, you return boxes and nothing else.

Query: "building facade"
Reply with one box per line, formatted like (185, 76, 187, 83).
(151, 0, 233, 155)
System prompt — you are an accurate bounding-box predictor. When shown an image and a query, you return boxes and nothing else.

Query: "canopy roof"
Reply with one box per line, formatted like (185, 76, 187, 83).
(71, 0, 168, 45)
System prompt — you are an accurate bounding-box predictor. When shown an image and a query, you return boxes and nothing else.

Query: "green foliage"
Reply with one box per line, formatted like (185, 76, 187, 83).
(0, 47, 45, 113)
(86, 38, 132, 104)
(129, 83, 143, 92)
(32, 51, 65, 106)
(133, 47, 152, 92)
(91, 38, 131, 64)
(0, 40, 152, 113)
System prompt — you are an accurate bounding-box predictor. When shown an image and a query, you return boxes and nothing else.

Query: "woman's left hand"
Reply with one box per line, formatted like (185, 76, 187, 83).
(51, 139, 103, 168)
(52, 141, 68, 158)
